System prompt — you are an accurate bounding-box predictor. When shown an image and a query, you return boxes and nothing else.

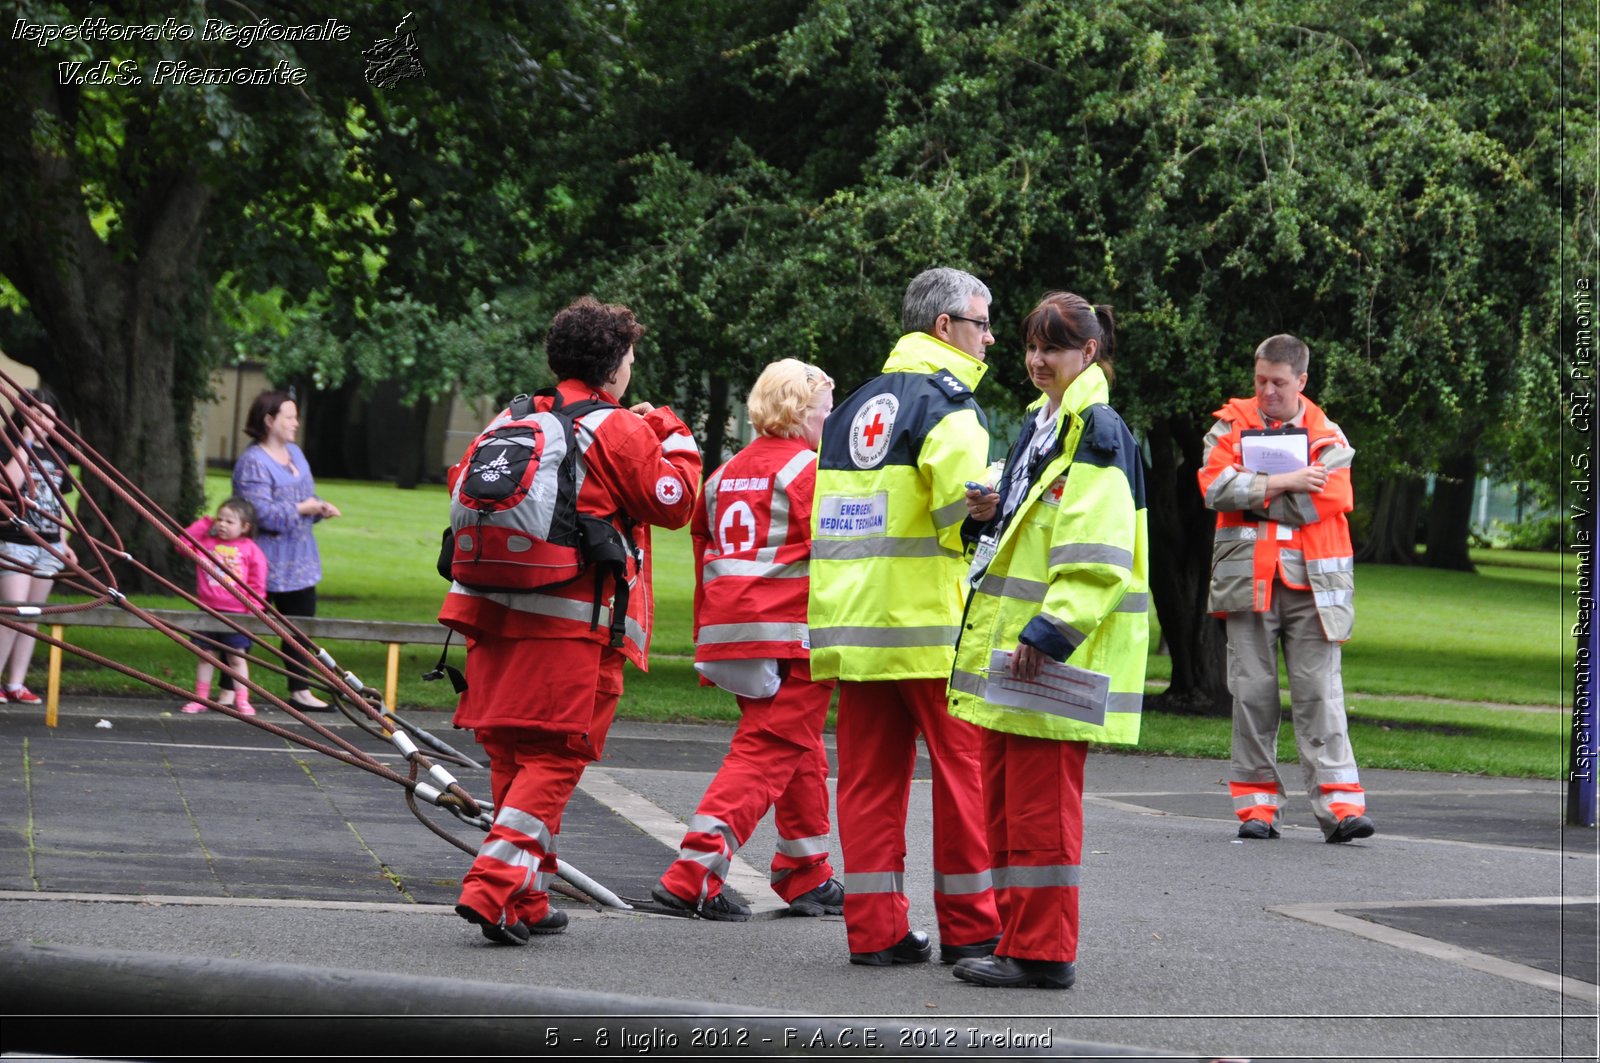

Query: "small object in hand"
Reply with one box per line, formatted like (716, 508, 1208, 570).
(966, 481, 989, 493)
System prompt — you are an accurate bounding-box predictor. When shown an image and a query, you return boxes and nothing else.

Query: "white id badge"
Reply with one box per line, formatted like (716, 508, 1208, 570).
(969, 534, 998, 584)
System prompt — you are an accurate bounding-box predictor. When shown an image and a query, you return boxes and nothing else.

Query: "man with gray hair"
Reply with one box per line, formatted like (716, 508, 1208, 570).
(809, 267, 1003, 967)
(1197, 334, 1374, 844)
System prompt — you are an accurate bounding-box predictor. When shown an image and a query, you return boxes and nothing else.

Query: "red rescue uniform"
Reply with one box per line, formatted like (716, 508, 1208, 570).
(443, 380, 700, 928)
(658, 436, 837, 907)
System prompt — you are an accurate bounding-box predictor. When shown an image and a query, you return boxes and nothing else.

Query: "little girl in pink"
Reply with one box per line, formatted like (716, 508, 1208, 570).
(181, 498, 268, 716)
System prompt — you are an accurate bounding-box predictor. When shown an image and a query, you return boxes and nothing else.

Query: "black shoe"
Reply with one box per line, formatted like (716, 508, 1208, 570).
(529, 909, 568, 935)
(788, 878, 845, 917)
(1237, 820, 1280, 840)
(651, 883, 752, 922)
(850, 930, 932, 967)
(952, 954, 1076, 989)
(1326, 815, 1375, 844)
(455, 903, 529, 946)
(940, 935, 1000, 965)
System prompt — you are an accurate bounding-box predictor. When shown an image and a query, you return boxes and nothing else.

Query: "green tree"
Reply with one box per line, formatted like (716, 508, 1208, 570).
(0, 0, 612, 577)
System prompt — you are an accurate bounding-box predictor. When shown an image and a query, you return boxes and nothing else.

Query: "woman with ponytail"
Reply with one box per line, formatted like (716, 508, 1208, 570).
(946, 291, 1150, 989)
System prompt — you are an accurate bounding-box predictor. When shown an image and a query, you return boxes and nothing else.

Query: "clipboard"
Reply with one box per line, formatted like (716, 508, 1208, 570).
(1239, 427, 1308, 474)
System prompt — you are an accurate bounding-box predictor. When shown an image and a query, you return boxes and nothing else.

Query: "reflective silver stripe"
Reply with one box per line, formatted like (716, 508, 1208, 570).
(812, 536, 960, 561)
(479, 838, 537, 866)
(1314, 589, 1353, 607)
(454, 585, 647, 646)
(931, 497, 969, 529)
(1232, 792, 1281, 810)
(494, 806, 554, 850)
(841, 871, 903, 895)
(687, 814, 738, 849)
(1288, 491, 1319, 525)
(975, 572, 1048, 604)
(1213, 559, 1255, 578)
(809, 625, 960, 649)
(950, 668, 986, 697)
(679, 814, 738, 879)
(702, 556, 808, 581)
(698, 621, 808, 645)
(775, 834, 829, 858)
(1202, 420, 1231, 454)
(1214, 526, 1258, 542)
(1206, 465, 1258, 510)
(933, 870, 993, 895)
(1319, 443, 1355, 470)
(1115, 592, 1150, 613)
(660, 432, 699, 455)
(1315, 769, 1362, 786)
(774, 448, 817, 489)
(1107, 691, 1144, 715)
(770, 867, 793, 885)
(676, 847, 732, 881)
(992, 864, 1080, 890)
(761, 451, 818, 558)
(1306, 556, 1355, 574)
(1048, 543, 1132, 569)
(1279, 548, 1308, 587)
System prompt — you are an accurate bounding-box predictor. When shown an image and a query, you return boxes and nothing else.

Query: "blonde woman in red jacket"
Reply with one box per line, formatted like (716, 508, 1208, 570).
(653, 359, 844, 921)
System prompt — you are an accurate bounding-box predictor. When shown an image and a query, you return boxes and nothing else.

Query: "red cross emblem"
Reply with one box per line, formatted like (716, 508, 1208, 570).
(718, 500, 758, 554)
(862, 413, 886, 447)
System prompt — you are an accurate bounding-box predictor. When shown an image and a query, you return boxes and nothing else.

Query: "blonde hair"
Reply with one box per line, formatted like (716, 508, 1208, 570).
(746, 359, 834, 438)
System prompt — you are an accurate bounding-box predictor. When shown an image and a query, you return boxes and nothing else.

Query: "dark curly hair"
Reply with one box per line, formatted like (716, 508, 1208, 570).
(545, 296, 646, 390)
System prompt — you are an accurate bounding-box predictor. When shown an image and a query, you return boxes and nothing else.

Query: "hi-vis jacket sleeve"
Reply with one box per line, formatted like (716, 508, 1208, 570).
(596, 405, 703, 530)
(1018, 411, 1140, 663)
(917, 405, 990, 556)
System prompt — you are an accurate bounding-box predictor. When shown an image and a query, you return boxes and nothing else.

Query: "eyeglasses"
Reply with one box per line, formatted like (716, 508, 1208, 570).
(947, 313, 993, 334)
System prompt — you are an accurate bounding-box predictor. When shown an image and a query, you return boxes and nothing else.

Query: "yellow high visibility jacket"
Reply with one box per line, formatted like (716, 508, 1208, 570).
(947, 365, 1148, 744)
(807, 332, 991, 681)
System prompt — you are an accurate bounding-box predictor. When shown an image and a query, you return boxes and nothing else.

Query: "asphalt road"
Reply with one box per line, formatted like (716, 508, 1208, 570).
(0, 697, 1595, 1062)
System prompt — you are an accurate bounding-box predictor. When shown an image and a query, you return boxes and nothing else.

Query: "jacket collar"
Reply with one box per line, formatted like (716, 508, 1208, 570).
(1026, 363, 1111, 421)
(882, 332, 989, 391)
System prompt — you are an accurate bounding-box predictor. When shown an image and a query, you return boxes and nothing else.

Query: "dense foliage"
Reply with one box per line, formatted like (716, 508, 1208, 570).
(1, 0, 1589, 704)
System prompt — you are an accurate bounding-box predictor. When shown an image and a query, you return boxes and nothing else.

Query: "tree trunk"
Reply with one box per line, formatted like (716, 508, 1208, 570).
(0, 158, 211, 591)
(1355, 476, 1425, 564)
(701, 373, 731, 479)
(1144, 415, 1230, 716)
(1424, 446, 1477, 571)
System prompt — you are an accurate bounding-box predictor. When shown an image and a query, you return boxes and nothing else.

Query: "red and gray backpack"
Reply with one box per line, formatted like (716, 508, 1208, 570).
(438, 388, 634, 646)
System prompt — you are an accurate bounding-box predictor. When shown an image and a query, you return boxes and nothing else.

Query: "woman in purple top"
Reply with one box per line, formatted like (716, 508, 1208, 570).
(231, 391, 342, 709)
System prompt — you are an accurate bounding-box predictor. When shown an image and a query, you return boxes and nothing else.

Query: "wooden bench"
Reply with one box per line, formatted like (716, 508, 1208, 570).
(33, 606, 448, 727)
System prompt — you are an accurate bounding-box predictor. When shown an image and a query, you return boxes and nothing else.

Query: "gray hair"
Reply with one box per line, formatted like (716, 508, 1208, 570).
(901, 267, 991, 333)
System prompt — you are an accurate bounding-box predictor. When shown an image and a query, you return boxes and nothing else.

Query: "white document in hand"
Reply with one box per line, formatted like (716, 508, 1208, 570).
(1240, 428, 1309, 474)
(984, 649, 1110, 727)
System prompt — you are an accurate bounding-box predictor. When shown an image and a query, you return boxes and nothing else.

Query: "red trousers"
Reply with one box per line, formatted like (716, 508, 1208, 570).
(983, 730, 1086, 963)
(456, 647, 623, 927)
(836, 678, 1000, 954)
(659, 662, 835, 905)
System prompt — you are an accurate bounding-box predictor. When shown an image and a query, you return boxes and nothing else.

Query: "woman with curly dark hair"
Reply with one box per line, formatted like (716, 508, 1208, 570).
(441, 295, 703, 946)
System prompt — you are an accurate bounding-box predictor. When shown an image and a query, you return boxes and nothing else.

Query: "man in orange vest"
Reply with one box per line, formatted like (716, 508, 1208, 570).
(1197, 334, 1375, 844)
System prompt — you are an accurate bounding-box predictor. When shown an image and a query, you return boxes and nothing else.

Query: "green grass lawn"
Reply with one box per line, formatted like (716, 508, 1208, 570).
(40, 473, 1577, 779)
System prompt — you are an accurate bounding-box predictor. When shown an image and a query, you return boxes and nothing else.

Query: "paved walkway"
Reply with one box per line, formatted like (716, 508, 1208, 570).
(0, 697, 1595, 1061)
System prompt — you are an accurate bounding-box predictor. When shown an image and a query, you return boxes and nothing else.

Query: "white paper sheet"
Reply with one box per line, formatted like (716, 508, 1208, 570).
(1240, 430, 1309, 474)
(983, 649, 1110, 727)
